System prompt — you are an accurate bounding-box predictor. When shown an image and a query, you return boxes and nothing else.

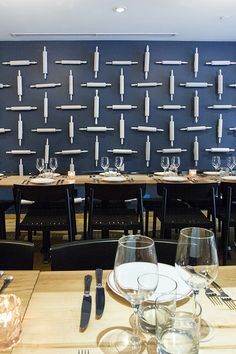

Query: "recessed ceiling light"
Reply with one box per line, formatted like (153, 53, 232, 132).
(113, 6, 127, 13)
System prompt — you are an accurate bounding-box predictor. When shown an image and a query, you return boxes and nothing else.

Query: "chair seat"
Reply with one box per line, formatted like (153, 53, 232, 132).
(92, 208, 140, 230)
(157, 207, 212, 226)
(20, 208, 69, 230)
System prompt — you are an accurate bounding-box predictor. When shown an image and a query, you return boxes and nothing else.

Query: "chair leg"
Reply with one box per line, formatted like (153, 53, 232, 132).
(145, 210, 149, 236)
(42, 230, 51, 263)
(28, 230, 33, 242)
(152, 210, 157, 238)
(0, 210, 6, 239)
(222, 223, 228, 266)
(102, 230, 109, 238)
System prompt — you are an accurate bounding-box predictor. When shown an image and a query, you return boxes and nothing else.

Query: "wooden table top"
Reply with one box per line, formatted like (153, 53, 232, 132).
(4, 266, 236, 354)
(0, 174, 217, 188)
(0, 271, 40, 354)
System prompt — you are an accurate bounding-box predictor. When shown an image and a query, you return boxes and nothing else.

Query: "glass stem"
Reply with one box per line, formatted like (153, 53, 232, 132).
(193, 289, 198, 315)
(130, 304, 141, 348)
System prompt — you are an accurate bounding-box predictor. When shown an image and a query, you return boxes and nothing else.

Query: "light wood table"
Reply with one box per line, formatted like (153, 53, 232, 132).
(0, 271, 40, 354)
(7, 267, 236, 354)
(0, 174, 215, 188)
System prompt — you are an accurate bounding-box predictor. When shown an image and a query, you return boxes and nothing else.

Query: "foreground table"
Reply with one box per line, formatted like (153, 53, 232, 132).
(0, 271, 39, 354)
(6, 267, 236, 353)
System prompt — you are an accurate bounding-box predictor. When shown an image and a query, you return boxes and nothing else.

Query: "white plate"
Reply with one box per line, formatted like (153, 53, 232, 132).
(30, 178, 55, 184)
(107, 263, 192, 303)
(221, 176, 236, 181)
(203, 171, 221, 176)
(102, 176, 127, 182)
(162, 176, 188, 182)
(99, 172, 120, 177)
(154, 171, 165, 176)
(0, 174, 4, 177)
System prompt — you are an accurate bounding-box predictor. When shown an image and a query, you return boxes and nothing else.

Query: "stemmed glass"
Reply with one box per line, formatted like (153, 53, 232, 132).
(227, 156, 236, 175)
(100, 156, 109, 173)
(171, 156, 180, 175)
(49, 158, 58, 174)
(175, 227, 219, 312)
(115, 156, 124, 174)
(161, 156, 170, 174)
(36, 158, 45, 177)
(212, 156, 221, 172)
(114, 235, 158, 350)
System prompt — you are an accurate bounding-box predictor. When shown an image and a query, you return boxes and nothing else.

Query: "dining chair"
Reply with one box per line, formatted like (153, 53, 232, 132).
(217, 181, 236, 265)
(143, 196, 162, 238)
(155, 182, 217, 239)
(0, 239, 34, 270)
(0, 200, 14, 239)
(50, 238, 177, 270)
(83, 183, 146, 239)
(13, 184, 76, 262)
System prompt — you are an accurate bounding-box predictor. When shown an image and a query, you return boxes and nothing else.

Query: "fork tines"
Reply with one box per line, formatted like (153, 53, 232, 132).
(78, 350, 89, 354)
(205, 288, 223, 305)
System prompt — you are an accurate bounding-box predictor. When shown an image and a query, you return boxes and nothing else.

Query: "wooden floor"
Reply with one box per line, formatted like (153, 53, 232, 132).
(5, 213, 236, 270)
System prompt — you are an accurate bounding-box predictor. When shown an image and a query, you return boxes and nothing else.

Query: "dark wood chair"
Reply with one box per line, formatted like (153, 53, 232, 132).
(155, 182, 217, 239)
(84, 183, 146, 239)
(217, 181, 236, 265)
(0, 200, 14, 239)
(143, 196, 162, 238)
(50, 238, 177, 270)
(0, 240, 34, 270)
(13, 184, 76, 262)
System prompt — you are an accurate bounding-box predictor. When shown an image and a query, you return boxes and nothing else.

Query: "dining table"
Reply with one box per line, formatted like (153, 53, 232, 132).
(0, 266, 235, 354)
(0, 173, 221, 188)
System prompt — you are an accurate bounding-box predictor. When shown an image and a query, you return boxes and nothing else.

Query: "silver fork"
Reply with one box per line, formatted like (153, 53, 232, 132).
(205, 287, 223, 305)
(78, 350, 89, 354)
(212, 281, 236, 310)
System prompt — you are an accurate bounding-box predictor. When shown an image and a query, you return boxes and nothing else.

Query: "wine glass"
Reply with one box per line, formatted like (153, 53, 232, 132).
(160, 156, 170, 174)
(115, 156, 124, 174)
(175, 227, 219, 311)
(36, 158, 45, 176)
(227, 156, 236, 175)
(212, 156, 221, 172)
(100, 156, 109, 173)
(49, 158, 58, 174)
(171, 156, 180, 175)
(114, 235, 158, 350)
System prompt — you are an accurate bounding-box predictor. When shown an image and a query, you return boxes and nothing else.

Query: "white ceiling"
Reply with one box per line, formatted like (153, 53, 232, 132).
(0, 0, 236, 41)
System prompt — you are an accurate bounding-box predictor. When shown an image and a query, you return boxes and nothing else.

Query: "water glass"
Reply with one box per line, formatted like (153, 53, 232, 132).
(158, 312, 199, 354)
(0, 294, 22, 350)
(139, 275, 177, 335)
(101, 156, 109, 172)
(170, 156, 180, 175)
(49, 157, 58, 174)
(36, 158, 45, 176)
(155, 276, 177, 338)
(227, 156, 236, 174)
(212, 156, 221, 171)
(115, 156, 124, 173)
(160, 156, 170, 174)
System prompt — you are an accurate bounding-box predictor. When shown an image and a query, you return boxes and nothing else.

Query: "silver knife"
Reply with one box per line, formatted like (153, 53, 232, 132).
(96, 268, 105, 319)
(79, 274, 92, 331)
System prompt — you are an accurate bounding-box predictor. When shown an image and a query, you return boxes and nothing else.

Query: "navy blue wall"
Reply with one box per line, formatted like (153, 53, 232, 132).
(0, 41, 236, 175)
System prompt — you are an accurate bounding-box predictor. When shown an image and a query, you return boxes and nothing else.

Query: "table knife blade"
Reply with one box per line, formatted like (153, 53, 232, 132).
(79, 274, 92, 331)
(96, 268, 105, 318)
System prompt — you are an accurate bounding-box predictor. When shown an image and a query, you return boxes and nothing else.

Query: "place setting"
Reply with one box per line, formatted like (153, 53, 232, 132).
(153, 156, 189, 183)
(27, 157, 60, 185)
(97, 156, 129, 183)
(98, 227, 221, 353)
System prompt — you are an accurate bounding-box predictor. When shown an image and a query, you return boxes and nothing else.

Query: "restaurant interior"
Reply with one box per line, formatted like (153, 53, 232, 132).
(0, 1, 236, 353)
